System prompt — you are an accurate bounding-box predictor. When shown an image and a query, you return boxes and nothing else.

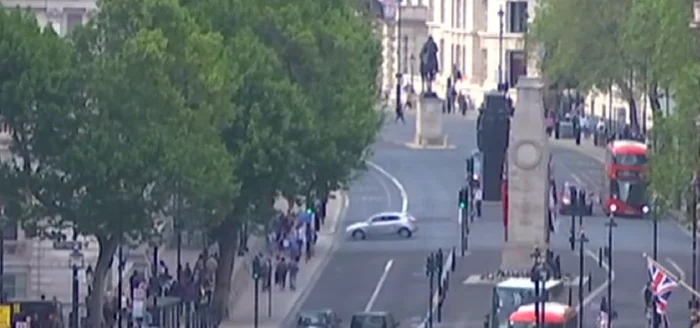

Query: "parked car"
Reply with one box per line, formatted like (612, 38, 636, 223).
(296, 309, 341, 328)
(559, 183, 594, 216)
(345, 211, 417, 240)
(350, 311, 400, 328)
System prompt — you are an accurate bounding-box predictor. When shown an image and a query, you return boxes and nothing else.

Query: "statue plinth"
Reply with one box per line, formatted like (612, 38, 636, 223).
(414, 92, 446, 147)
(502, 77, 550, 271)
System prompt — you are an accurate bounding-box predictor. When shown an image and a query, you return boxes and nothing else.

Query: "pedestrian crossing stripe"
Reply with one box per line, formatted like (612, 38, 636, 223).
(462, 274, 589, 287)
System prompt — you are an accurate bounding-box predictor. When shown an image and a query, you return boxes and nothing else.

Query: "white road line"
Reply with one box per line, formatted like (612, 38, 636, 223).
(582, 248, 614, 311)
(372, 170, 395, 211)
(667, 258, 686, 281)
(367, 161, 409, 212)
(364, 259, 394, 312)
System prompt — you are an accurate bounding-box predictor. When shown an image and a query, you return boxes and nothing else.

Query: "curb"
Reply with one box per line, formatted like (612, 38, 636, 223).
(277, 190, 349, 326)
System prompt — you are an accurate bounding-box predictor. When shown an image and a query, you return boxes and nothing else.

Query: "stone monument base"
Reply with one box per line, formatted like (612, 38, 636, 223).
(411, 92, 450, 148)
(501, 243, 547, 271)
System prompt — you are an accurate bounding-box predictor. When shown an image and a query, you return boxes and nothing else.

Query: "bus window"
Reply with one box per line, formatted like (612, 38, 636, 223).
(613, 154, 647, 165)
(610, 181, 646, 206)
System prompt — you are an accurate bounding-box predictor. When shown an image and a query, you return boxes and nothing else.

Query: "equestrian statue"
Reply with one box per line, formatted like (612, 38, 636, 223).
(419, 35, 440, 95)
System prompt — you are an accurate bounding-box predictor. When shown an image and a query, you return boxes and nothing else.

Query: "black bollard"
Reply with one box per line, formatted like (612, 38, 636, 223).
(568, 286, 572, 305)
(588, 272, 593, 292)
(598, 248, 603, 267)
(451, 247, 456, 272)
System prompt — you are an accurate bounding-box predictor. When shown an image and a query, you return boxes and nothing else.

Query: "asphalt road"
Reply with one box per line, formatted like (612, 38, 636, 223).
(552, 143, 695, 327)
(289, 111, 694, 328)
(292, 112, 472, 327)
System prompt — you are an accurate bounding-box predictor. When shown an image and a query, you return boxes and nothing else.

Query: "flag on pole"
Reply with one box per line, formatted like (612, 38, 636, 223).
(647, 258, 679, 314)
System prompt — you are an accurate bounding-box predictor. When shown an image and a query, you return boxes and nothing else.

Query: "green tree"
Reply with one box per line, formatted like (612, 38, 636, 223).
(180, 0, 316, 315)
(532, 0, 642, 129)
(0, 1, 236, 325)
(182, 0, 382, 317)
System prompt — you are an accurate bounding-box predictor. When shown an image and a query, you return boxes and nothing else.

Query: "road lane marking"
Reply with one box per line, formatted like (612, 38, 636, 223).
(364, 259, 394, 312)
(582, 248, 614, 311)
(367, 161, 409, 212)
(372, 170, 395, 211)
(667, 258, 686, 281)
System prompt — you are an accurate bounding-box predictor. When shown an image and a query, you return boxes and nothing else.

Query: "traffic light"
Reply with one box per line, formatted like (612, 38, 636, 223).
(426, 254, 435, 277)
(466, 157, 475, 175)
(458, 187, 469, 209)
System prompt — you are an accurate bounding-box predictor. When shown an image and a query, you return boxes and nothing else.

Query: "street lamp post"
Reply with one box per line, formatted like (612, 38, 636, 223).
(425, 252, 439, 328)
(497, 7, 505, 89)
(606, 204, 618, 328)
(150, 234, 162, 309)
(69, 245, 85, 328)
(569, 189, 578, 251)
(409, 54, 415, 89)
(530, 247, 545, 328)
(643, 202, 657, 260)
(0, 208, 6, 302)
(252, 256, 262, 328)
(577, 230, 589, 328)
(395, 0, 403, 115)
(117, 224, 124, 328)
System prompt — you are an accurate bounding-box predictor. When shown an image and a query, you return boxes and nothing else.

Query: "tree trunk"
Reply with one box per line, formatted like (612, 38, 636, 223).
(212, 218, 240, 321)
(648, 81, 662, 117)
(87, 235, 119, 328)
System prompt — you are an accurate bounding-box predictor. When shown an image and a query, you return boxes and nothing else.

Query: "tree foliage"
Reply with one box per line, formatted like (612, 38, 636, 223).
(0, 1, 236, 325)
(181, 0, 382, 316)
(0, 0, 381, 321)
(531, 0, 700, 207)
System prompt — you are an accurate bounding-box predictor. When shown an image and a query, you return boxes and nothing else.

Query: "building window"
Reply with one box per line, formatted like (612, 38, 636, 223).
(507, 1, 528, 33)
(462, 45, 467, 77)
(463, 0, 468, 29)
(66, 12, 83, 35)
(429, 0, 434, 21)
(455, 0, 462, 28)
(455, 46, 460, 69)
(508, 50, 526, 87)
(440, 38, 445, 73)
(440, 0, 445, 23)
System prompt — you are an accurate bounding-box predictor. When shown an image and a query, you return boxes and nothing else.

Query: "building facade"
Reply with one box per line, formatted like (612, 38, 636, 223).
(2, 0, 97, 36)
(380, 0, 534, 103)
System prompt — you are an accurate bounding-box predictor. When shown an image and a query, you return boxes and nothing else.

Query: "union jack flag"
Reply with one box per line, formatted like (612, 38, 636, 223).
(647, 258, 678, 314)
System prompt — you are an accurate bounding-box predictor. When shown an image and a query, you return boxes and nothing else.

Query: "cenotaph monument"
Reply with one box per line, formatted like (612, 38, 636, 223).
(501, 77, 551, 270)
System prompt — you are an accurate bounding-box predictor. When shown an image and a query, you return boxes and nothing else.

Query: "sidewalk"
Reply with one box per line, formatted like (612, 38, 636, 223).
(550, 138, 604, 163)
(116, 197, 292, 301)
(223, 190, 346, 328)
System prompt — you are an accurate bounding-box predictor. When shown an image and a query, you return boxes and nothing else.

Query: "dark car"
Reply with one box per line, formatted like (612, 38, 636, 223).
(558, 183, 594, 216)
(350, 311, 399, 328)
(296, 309, 341, 328)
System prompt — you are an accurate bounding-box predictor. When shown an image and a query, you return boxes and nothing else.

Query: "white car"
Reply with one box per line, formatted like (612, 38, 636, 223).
(345, 211, 417, 240)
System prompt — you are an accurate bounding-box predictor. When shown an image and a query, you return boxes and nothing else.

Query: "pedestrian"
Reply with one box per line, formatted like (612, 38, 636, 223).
(276, 258, 289, 290)
(259, 254, 270, 291)
(273, 255, 281, 287)
(288, 259, 299, 291)
(304, 222, 313, 261)
(474, 187, 483, 218)
(395, 105, 405, 124)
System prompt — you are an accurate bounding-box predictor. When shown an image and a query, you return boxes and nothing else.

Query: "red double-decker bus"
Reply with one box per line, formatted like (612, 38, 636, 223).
(601, 140, 648, 216)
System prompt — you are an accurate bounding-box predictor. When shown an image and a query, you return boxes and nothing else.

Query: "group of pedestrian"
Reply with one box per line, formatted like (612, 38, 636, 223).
(257, 253, 301, 291)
